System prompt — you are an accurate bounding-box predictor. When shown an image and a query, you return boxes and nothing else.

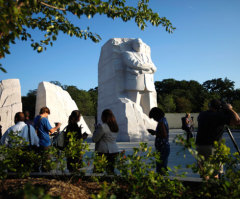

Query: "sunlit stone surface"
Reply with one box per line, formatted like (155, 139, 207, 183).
(98, 38, 158, 141)
(35, 81, 91, 135)
(0, 79, 22, 134)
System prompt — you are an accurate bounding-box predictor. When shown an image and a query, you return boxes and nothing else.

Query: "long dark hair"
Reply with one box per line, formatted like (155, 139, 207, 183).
(68, 110, 81, 125)
(101, 109, 119, 133)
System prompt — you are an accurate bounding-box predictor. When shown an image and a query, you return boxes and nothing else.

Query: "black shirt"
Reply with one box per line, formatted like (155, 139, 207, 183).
(64, 123, 82, 146)
(196, 110, 231, 145)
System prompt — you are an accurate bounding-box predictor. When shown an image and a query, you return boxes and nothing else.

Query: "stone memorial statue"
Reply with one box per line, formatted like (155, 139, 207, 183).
(98, 38, 157, 142)
(122, 38, 157, 115)
(0, 79, 22, 134)
(35, 81, 91, 135)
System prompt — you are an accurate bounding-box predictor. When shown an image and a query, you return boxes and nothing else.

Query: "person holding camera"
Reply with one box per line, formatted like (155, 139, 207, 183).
(34, 107, 61, 172)
(148, 107, 170, 174)
(182, 113, 194, 142)
(34, 107, 61, 149)
(196, 99, 240, 178)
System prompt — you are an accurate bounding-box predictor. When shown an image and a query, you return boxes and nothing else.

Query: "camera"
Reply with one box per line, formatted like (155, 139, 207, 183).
(55, 122, 60, 133)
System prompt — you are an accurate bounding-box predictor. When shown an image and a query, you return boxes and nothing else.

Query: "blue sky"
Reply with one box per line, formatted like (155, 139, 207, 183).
(1, 0, 240, 96)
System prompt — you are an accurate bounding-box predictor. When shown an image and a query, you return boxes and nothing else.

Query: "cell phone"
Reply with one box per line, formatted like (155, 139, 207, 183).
(147, 129, 155, 135)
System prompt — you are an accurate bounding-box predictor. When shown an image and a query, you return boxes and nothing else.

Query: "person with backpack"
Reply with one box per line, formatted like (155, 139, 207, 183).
(181, 113, 194, 142)
(1, 112, 39, 147)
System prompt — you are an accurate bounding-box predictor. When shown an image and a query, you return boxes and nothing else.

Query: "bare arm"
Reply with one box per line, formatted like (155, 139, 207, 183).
(49, 123, 61, 134)
(159, 122, 168, 139)
(229, 109, 240, 126)
(223, 104, 240, 126)
(148, 122, 167, 138)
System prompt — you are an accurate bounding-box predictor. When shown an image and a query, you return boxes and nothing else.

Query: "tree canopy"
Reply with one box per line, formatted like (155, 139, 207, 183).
(155, 77, 240, 113)
(0, 0, 175, 72)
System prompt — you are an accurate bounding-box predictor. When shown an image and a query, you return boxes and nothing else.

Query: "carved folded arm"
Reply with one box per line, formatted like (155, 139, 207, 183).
(123, 52, 151, 71)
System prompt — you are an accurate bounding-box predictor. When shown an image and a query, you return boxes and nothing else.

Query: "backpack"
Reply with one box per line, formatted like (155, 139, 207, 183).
(181, 117, 188, 131)
(51, 127, 66, 150)
(35, 116, 43, 137)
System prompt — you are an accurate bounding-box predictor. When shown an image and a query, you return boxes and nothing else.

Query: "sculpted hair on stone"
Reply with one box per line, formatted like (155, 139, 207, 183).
(68, 110, 81, 125)
(39, 107, 50, 114)
(14, 112, 25, 123)
(101, 109, 119, 133)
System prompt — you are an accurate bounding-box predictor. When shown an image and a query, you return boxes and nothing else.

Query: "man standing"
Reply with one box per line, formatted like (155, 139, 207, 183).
(1, 112, 39, 146)
(196, 99, 240, 177)
(34, 107, 61, 172)
(34, 107, 61, 150)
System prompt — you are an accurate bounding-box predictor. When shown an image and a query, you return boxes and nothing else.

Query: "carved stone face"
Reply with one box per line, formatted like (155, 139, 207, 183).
(132, 39, 143, 52)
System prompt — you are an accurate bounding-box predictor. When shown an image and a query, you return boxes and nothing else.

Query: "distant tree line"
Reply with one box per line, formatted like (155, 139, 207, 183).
(22, 78, 240, 118)
(155, 78, 240, 113)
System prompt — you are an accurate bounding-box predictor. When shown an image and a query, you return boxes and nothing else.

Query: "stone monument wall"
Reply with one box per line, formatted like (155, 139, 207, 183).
(0, 79, 22, 134)
(35, 82, 91, 135)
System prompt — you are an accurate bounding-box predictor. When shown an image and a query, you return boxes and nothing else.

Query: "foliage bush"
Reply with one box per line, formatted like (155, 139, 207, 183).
(1, 132, 240, 198)
(64, 131, 90, 174)
(0, 132, 42, 179)
(175, 134, 240, 198)
(91, 143, 186, 199)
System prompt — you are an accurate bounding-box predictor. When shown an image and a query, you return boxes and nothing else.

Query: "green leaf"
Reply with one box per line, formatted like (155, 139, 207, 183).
(37, 46, 43, 53)
(0, 66, 7, 73)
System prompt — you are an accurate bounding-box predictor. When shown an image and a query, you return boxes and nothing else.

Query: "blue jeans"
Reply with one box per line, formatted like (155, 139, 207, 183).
(155, 138, 170, 174)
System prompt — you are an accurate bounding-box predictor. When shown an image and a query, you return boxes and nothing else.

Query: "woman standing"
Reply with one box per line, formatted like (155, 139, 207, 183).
(148, 107, 170, 174)
(92, 109, 119, 174)
(65, 110, 88, 172)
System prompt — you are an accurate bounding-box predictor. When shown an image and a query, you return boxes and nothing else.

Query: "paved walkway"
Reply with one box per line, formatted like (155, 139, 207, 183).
(85, 129, 240, 177)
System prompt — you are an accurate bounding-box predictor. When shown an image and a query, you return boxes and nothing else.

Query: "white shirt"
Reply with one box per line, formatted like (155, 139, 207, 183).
(1, 121, 39, 146)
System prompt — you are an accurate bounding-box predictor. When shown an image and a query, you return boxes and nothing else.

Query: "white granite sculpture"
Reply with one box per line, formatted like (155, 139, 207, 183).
(35, 82, 91, 135)
(0, 79, 22, 134)
(98, 38, 157, 142)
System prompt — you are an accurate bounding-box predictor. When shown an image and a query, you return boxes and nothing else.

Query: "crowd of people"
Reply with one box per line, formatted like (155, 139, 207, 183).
(0, 99, 240, 177)
(0, 107, 87, 172)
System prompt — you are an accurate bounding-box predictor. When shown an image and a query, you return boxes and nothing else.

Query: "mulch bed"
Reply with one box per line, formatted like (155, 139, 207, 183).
(0, 178, 102, 199)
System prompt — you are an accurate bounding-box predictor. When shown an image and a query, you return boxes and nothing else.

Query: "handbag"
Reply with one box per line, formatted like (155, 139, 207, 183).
(51, 127, 66, 150)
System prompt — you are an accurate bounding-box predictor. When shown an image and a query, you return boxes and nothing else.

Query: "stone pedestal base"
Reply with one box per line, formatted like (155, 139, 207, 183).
(99, 98, 157, 142)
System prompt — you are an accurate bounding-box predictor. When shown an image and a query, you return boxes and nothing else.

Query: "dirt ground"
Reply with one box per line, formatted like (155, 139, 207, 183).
(0, 178, 102, 199)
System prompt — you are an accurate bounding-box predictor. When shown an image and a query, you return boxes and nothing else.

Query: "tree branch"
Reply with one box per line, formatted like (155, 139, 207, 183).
(40, 1, 66, 11)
